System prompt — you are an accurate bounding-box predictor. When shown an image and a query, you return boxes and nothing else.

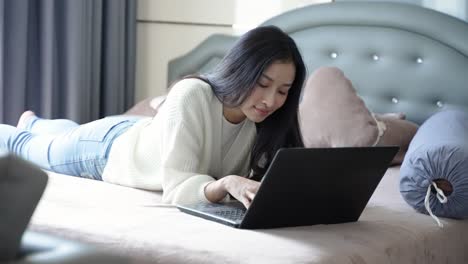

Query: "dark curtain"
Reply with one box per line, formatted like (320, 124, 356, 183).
(0, 0, 136, 125)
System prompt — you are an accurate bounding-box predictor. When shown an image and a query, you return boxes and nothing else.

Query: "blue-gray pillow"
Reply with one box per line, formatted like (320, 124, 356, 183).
(400, 109, 468, 222)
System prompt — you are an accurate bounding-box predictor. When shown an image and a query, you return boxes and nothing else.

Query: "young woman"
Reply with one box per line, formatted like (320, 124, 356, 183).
(0, 26, 306, 208)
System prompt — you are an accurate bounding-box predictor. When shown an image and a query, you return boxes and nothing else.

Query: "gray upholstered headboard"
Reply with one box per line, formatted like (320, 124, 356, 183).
(168, 2, 468, 124)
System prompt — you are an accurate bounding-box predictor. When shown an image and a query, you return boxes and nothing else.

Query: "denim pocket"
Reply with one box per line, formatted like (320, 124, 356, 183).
(51, 156, 107, 180)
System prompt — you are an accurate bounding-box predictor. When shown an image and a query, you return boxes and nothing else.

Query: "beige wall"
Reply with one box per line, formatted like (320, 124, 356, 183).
(135, 0, 330, 101)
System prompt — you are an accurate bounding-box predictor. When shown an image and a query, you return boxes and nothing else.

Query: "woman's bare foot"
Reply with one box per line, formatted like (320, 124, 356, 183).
(17, 110, 36, 129)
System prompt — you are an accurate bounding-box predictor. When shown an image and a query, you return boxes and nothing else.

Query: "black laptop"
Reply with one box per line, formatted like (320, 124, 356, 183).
(177, 146, 398, 229)
(0, 153, 48, 261)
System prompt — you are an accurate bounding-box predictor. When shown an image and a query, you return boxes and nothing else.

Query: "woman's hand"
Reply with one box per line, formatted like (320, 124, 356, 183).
(204, 175, 260, 209)
(224, 175, 260, 209)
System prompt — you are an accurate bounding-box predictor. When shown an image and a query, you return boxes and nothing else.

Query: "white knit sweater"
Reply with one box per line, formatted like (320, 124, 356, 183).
(102, 79, 256, 205)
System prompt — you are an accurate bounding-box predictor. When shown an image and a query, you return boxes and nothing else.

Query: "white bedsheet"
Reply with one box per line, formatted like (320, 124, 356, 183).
(29, 167, 468, 263)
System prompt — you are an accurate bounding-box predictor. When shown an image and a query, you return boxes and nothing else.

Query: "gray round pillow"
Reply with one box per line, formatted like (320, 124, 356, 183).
(400, 109, 468, 222)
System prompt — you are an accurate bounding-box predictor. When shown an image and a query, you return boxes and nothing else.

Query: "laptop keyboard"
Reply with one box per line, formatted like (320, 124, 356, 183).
(213, 208, 246, 221)
(199, 202, 246, 221)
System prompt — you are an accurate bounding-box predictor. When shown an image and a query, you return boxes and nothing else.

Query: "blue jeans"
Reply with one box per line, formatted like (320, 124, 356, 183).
(0, 115, 142, 180)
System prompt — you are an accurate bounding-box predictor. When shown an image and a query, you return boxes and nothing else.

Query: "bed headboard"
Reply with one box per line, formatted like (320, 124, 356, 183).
(168, 2, 468, 124)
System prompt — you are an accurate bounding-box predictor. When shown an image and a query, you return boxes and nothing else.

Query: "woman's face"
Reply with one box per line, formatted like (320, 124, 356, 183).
(224, 61, 296, 124)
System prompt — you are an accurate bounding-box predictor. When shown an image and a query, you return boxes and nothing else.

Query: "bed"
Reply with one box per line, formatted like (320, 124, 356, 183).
(29, 2, 468, 263)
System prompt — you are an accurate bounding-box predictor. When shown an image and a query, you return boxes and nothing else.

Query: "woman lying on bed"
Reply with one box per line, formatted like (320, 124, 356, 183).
(0, 26, 306, 209)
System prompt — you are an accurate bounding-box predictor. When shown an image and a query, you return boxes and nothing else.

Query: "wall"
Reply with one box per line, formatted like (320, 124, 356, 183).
(135, 0, 330, 101)
(422, 0, 467, 20)
(334, 0, 467, 21)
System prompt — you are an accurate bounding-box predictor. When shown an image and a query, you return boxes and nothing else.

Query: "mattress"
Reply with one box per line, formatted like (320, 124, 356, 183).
(29, 167, 468, 263)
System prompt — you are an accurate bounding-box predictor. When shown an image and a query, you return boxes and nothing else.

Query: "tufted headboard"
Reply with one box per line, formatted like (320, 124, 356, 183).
(168, 2, 468, 124)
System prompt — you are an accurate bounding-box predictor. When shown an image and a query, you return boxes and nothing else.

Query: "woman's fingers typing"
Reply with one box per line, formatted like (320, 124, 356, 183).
(223, 175, 260, 208)
(245, 189, 256, 201)
(243, 189, 258, 209)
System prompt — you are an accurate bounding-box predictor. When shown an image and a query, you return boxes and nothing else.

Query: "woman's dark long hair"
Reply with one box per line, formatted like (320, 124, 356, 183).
(201, 26, 306, 181)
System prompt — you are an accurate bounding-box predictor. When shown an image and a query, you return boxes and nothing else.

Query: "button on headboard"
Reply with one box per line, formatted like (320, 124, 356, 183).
(168, 2, 468, 124)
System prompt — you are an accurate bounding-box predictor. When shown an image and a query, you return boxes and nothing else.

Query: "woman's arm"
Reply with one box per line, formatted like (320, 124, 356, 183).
(156, 79, 257, 206)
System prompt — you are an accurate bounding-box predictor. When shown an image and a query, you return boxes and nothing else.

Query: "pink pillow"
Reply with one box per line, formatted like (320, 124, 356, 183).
(123, 95, 166, 117)
(299, 67, 379, 148)
(299, 67, 418, 165)
(373, 113, 418, 164)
